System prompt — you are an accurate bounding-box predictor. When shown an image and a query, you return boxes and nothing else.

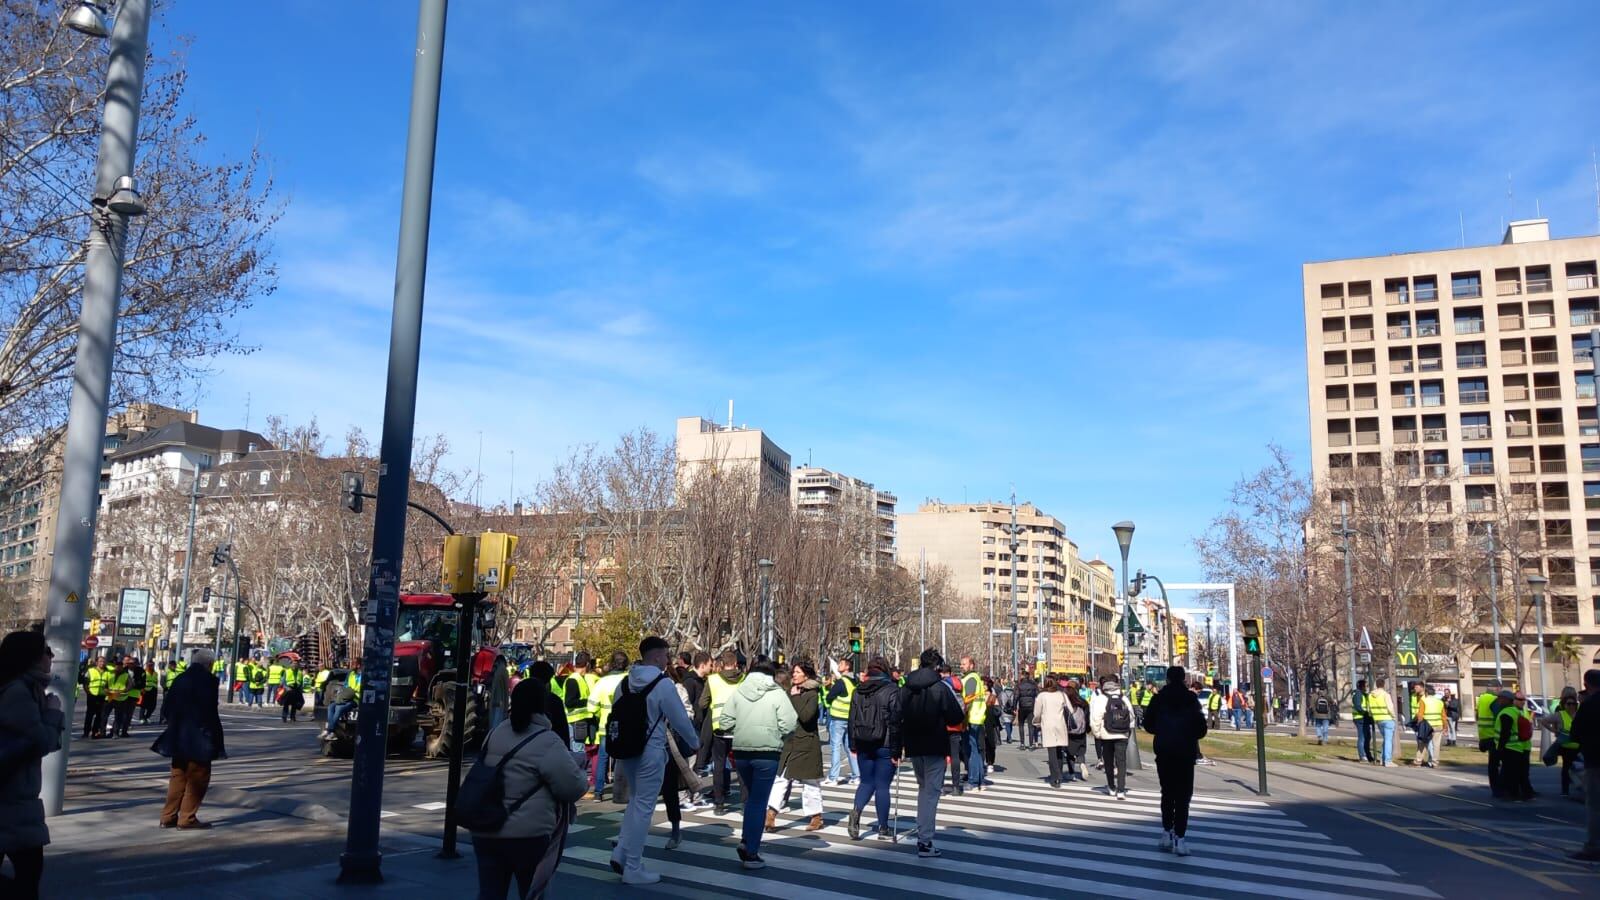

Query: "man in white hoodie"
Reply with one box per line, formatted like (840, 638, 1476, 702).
(609, 636, 699, 885)
(1090, 674, 1135, 800)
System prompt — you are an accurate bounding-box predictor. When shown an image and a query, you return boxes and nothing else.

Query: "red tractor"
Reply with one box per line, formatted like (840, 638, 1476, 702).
(390, 592, 500, 758)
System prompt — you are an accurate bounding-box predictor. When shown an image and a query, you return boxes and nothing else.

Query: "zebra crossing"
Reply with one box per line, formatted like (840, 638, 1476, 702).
(560, 773, 1439, 899)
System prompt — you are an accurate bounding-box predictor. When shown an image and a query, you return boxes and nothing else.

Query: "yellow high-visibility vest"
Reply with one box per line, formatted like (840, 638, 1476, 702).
(707, 673, 742, 733)
(1475, 692, 1498, 740)
(827, 676, 855, 720)
(1367, 689, 1394, 722)
(963, 673, 988, 726)
(1419, 695, 1444, 729)
(592, 672, 626, 736)
(1559, 708, 1579, 749)
(1497, 705, 1531, 753)
(86, 667, 110, 697)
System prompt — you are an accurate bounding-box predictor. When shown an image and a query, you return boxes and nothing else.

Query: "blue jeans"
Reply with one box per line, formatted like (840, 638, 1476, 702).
(964, 725, 985, 787)
(595, 738, 611, 797)
(851, 746, 896, 830)
(1315, 719, 1330, 742)
(829, 722, 859, 782)
(734, 755, 780, 857)
(1230, 709, 1242, 730)
(1377, 720, 1396, 764)
(326, 701, 353, 730)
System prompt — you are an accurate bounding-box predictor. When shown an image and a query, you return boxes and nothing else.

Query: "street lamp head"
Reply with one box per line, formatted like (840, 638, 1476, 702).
(758, 557, 774, 573)
(1526, 573, 1549, 592)
(66, 2, 109, 37)
(106, 175, 146, 216)
(1112, 521, 1135, 553)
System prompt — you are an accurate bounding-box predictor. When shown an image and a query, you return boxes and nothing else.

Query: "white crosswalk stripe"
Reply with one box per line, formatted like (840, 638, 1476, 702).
(562, 773, 1439, 899)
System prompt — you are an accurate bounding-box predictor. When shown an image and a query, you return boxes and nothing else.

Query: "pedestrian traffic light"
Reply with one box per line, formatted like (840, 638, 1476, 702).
(342, 472, 364, 513)
(201, 586, 211, 607)
(1241, 617, 1264, 656)
(1174, 633, 1187, 655)
(848, 625, 864, 654)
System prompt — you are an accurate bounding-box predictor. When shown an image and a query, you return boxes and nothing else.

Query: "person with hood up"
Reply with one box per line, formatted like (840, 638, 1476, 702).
(0, 631, 64, 898)
(609, 637, 699, 885)
(766, 661, 824, 833)
(1090, 674, 1135, 800)
(718, 657, 797, 869)
(1144, 665, 1207, 857)
(899, 648, 966, 857)
(846, 657, 904, 841)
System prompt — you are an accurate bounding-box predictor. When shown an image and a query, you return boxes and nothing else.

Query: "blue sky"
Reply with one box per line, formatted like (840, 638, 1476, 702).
(159, 1, 1600, 578)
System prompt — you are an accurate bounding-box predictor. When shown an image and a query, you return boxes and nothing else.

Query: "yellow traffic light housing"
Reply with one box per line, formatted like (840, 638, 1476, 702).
(475, 531, 518, 593)
(848, 625, 865, 654)
(441, 534, 478, 594)
(1174, 633, 1188, 656)
(1241, 617, 1264, 656)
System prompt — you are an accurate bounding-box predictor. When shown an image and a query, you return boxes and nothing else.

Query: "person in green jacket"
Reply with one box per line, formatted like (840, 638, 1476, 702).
(718, 658, 797, 869)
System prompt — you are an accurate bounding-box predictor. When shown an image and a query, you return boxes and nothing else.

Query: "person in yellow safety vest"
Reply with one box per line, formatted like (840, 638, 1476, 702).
(233, 658, 250, 703)
(702, 650, 745, 812)
(563, 652, 597, 755)
(105, 658, 134, 738)
(1367, 677, 1397, 766)
(267, 660, 285, 704)
(589, 650, 630, 802)
(1496, 690, 1536, 801)
(246, 661, 269, 708)
(823, 659, 858, 786)
(1542, 687, 1583, 796)
(164, 659, 186, 689)
(83, 657, 111, 739)
(1475, 680, 1504, 796)
(1412, 683, 1445, 767)
(1206, 683, 1224, 730)
(960, 656, 989, 792)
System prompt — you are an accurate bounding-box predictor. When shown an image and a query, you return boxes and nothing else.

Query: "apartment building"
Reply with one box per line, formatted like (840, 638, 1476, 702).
(0, 403, 197, 629)
(1304, 219, 1600, 693)
(895, 500, 1118, 673)
(791, 465, 897, 564)
(675, 415, 792, 503)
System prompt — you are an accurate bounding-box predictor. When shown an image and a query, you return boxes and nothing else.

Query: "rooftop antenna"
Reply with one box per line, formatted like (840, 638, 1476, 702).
(1592, 147, 1599, 235)
(243, 392, 251, 431)
(727, 399, 734, 429)
(1535, 198, 1541, 217)
(1458, 211, 1465, 248)
(475, 430, 483, 508)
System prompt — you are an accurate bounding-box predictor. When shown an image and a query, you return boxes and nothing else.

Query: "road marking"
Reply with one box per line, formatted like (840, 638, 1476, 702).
(414, 801, 448, 811)
(381, 810, 398, 818)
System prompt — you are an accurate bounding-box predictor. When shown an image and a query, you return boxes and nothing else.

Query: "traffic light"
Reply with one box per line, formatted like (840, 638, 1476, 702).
(1174, 633, 1188, 656)
(342, 472, 364, 513)
(848, 625, 864, 654)
(211, 542, 232, 568)
(151, 622, 162, 638)
(441, 534, 477, 594)
(201, 586, 211, 607)
(1241, 617, 1264, 656)
(475, 531, 519, 593)
(1130, 570, 1147, 598)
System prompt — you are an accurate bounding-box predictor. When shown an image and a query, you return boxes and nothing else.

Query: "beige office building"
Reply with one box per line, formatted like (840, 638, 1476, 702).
(791, 465, 897, 564)
(1304, 219, 1600, 692)
(895, 501, 1119, 672)
(675, 415, 791, 503)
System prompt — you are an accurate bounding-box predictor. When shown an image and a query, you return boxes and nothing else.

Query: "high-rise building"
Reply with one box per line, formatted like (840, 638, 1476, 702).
(1303, 219, 1600, 693)
(675, 415, 791, 502)
(791, 465, 896, 563)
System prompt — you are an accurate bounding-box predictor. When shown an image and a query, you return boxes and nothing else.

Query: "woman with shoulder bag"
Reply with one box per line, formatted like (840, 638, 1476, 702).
(471, 678, 588, 900)
(0, 631, 66, 899)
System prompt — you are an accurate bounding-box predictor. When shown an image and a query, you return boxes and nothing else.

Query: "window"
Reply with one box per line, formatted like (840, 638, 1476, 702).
(1464, 449, 1494, 476)
(1452, 272, 1482, 299)
(1459, 378, 1489, 404)
(1414, 276, 1438, 301)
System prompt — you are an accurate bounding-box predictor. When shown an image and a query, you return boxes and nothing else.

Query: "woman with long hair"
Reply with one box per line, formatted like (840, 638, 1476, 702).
(1032, 674, 1068, 788)
(470, 677, 587, 899)
(767, 661, 824, 832)
(0, 631, 65, 899)
(1064, 683, 1091, 783)
(845, 658, 903, 841)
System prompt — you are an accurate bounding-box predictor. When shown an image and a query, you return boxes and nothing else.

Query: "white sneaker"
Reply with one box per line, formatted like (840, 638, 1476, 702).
(1158, 830, 1174, 852)
(1174, 837, 1191, 857)
(622, 868, 663, 885)
(1116, 791, 1127, 801)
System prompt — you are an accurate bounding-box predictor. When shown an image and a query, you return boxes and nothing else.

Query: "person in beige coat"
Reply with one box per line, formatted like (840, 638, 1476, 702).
(1032, 677, 1070, 788)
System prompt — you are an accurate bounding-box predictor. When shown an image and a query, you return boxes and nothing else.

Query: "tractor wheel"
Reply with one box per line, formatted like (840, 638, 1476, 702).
(424, 683, 478, 759)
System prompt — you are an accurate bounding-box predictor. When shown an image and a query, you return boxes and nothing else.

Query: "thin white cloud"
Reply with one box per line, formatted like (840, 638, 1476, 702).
(635, 150, 770, 198)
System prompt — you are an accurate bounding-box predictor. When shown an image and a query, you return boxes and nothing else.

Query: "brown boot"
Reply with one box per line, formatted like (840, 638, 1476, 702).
(764, 808, 777, 832)
(806, 814, 824, 832)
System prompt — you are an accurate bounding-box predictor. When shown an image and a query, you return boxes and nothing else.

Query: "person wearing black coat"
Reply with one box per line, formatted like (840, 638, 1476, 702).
(153, 650, 227, 829)
(1567, 669, 1600, 861)
(1015, 674, 1039, 749)
(846, 658, 903, 842)
(899, 649, 965, 856)
(1143, 665, 1206, 857)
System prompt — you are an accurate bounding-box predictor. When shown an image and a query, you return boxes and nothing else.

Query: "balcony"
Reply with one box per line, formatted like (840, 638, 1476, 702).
(1326, 398, 1351, 412)
(1531, 350, 1560, 365)
(1505, 422, 1533, 438)
(1587, 496, 1600, 510)
(1505, 386, 1530, 402)
(1416, 323, 1442, 337)
(1355, 432, 1381, 445)
(1321, 296, 1345, 311)
(1509, 459, 1536, 475)
(1574, 311, 1600, 326)
(1499, 316, 1524, 331)
(1568, 274, 1600, 291)
(1544, 497, 1571, 512)
(1459, 390, 1490, 405)
(1544, 460, 1569, 474)
(1349, 328, 1375, 342)
(1422, 427, 1448, 442)
(1392, 395, 1417, 408)
(1389, 360, 1415, 374)
(1420, 394, 1445, 407)
(1328, 433, 1352, 447)
(1464, 498, 1496, 512)
(1581, 386, 1597, 401)
(1465, 461, 1495, 476)
(1457, 354, 1487, 369)
(1537, 423, 1565, 437)
(1353, 396, 1378, 411)
(1352, 361, 1377, 376)
(1418, 357, 1444, 372)
(1387, 326, 1412, 339)
(1526, 278, 1553, 294)
(1324, 364, 1348, 378)
(1386, 291, 1409, 306)
(1461, 424, 1492, 440)
(1453, 284, 1483, 299)
(1393, 429, 1418, 443)
(1454, 320, 1486, 335)
(1587, 459, 1600, 473)
(1534, 386, 1563, 401)
(1547, 534, 1574, 550)
(1501, 351, 1527, 366)
(1415, 285, 1439, 301)
(1496, 281, 1523, 297)
(1528, 313, 1556, 329)
(1324, 332, 1347, 345)
(1348, 293, 1373, 308)
(1424, 463, 1451, 477)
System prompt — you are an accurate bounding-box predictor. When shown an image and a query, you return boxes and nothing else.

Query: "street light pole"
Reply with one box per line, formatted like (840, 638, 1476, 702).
(1034, 567, 1047, 674)
(341, 0, 450, 882)
(1339, 501, 1357, 692)
(1111, 521, 1139, 771)
(1008, 495, 1021, 678)
(39, 0, 153, 818)
(1527, 573, 1549, 701)
(1486, 524, 1503, 683)
(758, 558, 775, 659)
(819, 595, 829, 666)
(173, 462, 203, 662)
(571, 527, 585, 664)
(918, 549, 927, 652)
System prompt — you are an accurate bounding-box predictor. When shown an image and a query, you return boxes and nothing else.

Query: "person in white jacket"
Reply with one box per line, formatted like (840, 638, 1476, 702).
(1089, 675, 1135, 799)
(609, 636, 699, 886)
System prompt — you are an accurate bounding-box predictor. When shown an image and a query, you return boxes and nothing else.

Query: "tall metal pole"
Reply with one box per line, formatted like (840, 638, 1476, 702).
(1034, 565, 1046, 674)
(1341, 502, 1356, 692)
(1487, 525, 1503, 682)
(986, 591, 995, 675)
(341, 0, 449, 882)
(173, 464, 202, 662)
(1008, 496, 1020, 677)
(1532, 583, 1549, 701)
(918, 549, 927, 652)
(1112, 521, 1138, 769)
(571, 527, 585, 663)
(818, 596, 828, 667)
(40, 0, 153, 816)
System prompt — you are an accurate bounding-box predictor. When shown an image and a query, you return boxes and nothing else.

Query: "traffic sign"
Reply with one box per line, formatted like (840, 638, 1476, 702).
(1260, 666, 1273, 679)
(82, 635, 99, 650)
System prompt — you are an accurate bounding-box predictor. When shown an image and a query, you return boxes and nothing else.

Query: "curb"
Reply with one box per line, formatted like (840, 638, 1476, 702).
(206, 787, 345, 824)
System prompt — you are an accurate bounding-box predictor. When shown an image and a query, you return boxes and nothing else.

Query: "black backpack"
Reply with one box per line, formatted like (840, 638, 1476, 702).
(456, 727, 546, 832)
(850, 688, 888, 746)
(1104, 697, 1132, 733)
(1315, 696, 1331, 717)
(606, 672, 668, 760)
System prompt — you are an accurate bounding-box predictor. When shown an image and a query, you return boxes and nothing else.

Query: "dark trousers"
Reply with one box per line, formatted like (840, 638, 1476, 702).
(1017, 706, 1034, 746)
(1486, 745, 1503, 795)
(1103, 738, 1128, 794)
(1066, 735, 1087, 777)
(946, 730, 964, 791)
(113, 699, 136, 736)
(0, 846, 44, 900)
(1046, 745, 1064, 786)
(1358, 721, 1375, 761)
(660, 752, 681, 825)
(710, 735, 734, 804)
(984, 723, 998, 766)
(1559, 747, 1579, 794)
(1501, 749, 1533, 799)
(83, 694, 105, 737)
(472, 834, 550, 900)
(1155, 754, 1196, 837)
(852, 745, 896, 829)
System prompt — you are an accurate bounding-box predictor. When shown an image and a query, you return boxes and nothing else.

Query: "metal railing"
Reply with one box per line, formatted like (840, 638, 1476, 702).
(1501, 352, 1527, 366)
(1545, 460, 1570, 474)
(1499, 316, 1524, 330)
(1416, 323, 1442, 336)
(1324, 331, 1346, 344)
(1465, 461, 1495, 476)
(1537, 423, 1565, 437)
(1355, 432, 1381, 445)
(1526, 278, 1553, 294)
(1454, 320, 1486, 334)
(1352, 362, 1377, 376)
(1414, 286, 1438, 301)
(1418, 358, 1443, 371)
(1531, 350, 1560, 365)
(1420, 394, 1446, 407)
(1505, 422, 1533, 437)
(1324, 364, 1348, 377)
(1354, 397, 1378, 410)
(1390, 360, 1415, 374)
(1527, 313, 1555, 328)
(1393, 429, 1418, 443)
(1328, 433, 1352, 447)
(1386, 292, 1409, 306)
(1422, 428, 1448, 442)
(1534, 386, 1563, 400)
(1387, 326, 1412, 339)
(1349, 328, 1375, 341)
(1459, 389, 1490, 404)
(1461, 424, 1492, 440)
(1496, 282, 1522, 296)
(1457, 354, 1487, 368)
(1453, 284, 1483, 299)
(1572, 310, 1600, 326)
(1321, 297, 1345, 310)
(1568, 274, 1599, 290)
(1392, 395, 1417, 408)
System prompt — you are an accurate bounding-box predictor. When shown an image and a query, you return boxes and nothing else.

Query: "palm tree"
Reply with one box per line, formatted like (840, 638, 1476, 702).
(1551, 633, 1583, 691)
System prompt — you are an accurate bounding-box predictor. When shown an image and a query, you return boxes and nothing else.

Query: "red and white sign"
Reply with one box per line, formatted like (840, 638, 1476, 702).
(82, 635, 100, 650)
